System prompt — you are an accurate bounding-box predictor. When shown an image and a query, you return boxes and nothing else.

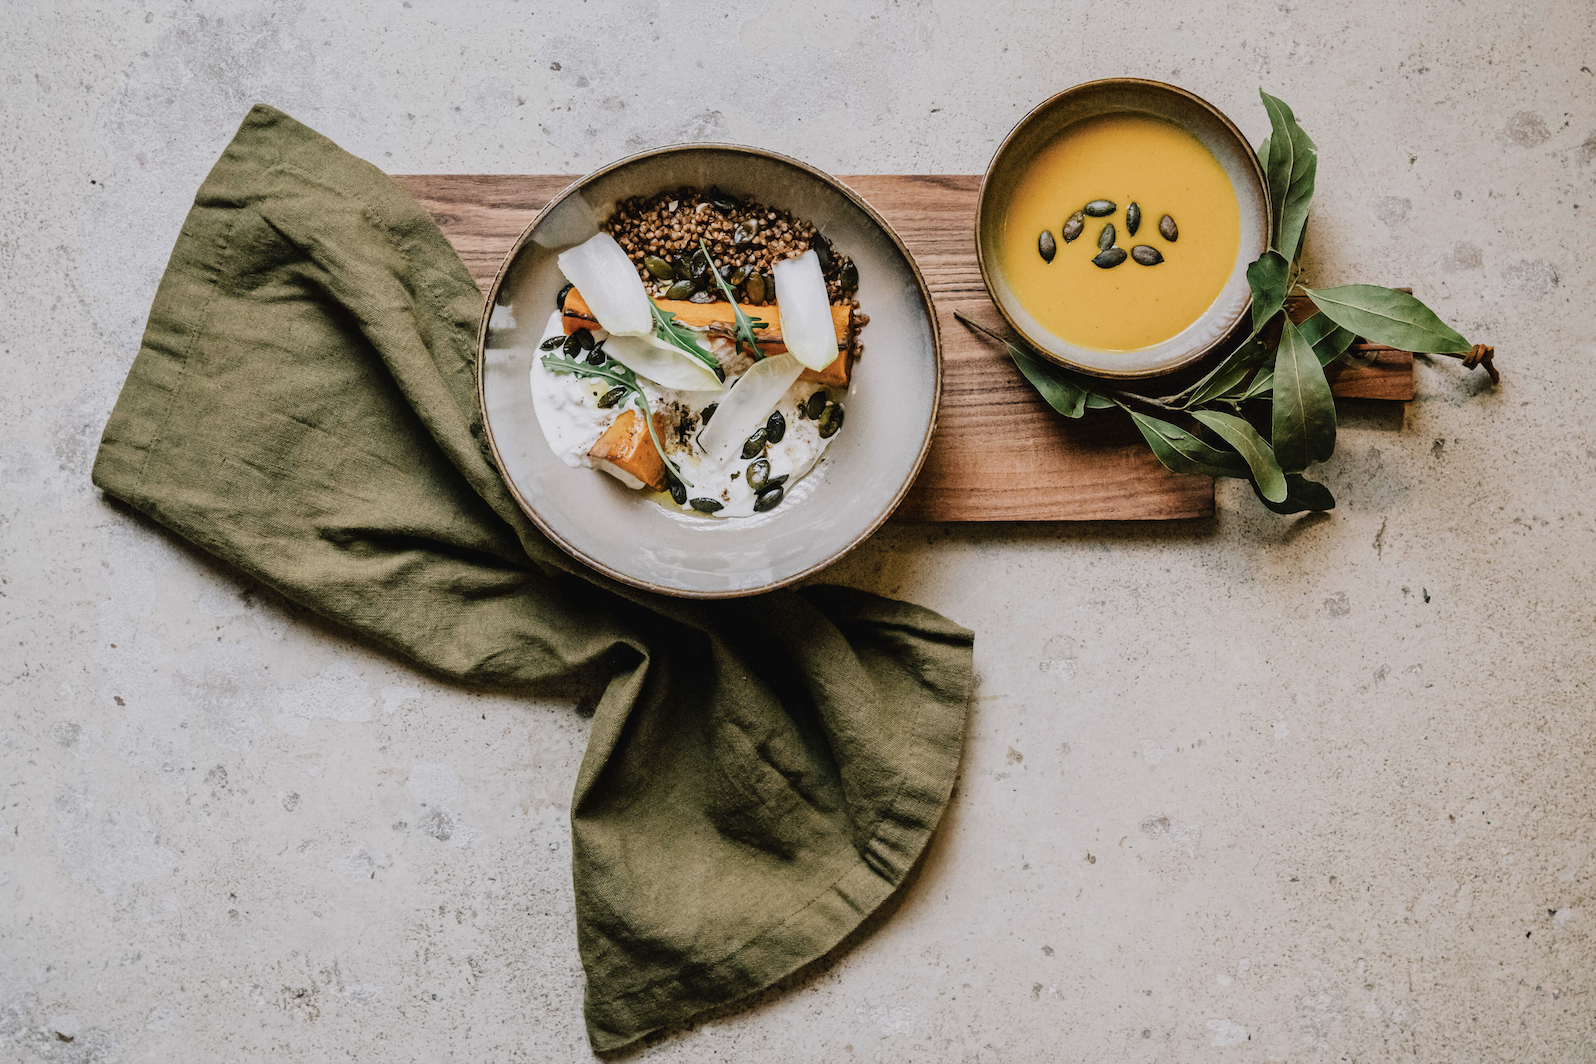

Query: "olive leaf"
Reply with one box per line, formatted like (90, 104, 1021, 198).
(1270, 316, 1336, 472)
(1257, 135, 1271, 172)
(1255, 473, 1335, 514)
(956, 311, 1094, 418)
(1191, 410, 1287, 502)
(1260, 90, 1318, 266)
(1300, 284, 1471, 354)
(1242, 312, 1354, 399)
(1085, 392, 1116, 410)
(1125, 409, 1251, 479)
(1186, 332, 1271, 407)
(1246, 250, 1290, 333)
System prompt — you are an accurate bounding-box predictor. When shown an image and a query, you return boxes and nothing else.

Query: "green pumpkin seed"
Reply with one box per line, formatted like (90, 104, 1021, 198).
(644, 255, 675, 281)
(572, 327, 594, 351)
(670, 254, 691, 279)
(665, 279, 695, 300)
(817, 402, 844, 438)
(668, 479, 687, 505)
(1062, 211, 1085, 243)
(729, 265, 749, 286)
(586, 342, 607, 365)
(1091, 247, 1128, 269)
(744, 272, 766, 304)
(766, 410, 786, 443)
(733, 220, 759, 244)
(1125, 202, 1141, 237)
(1097, 223, 1116, 251)
(805, 391, 828, 420)
(556, 282, 573, 309)
(754, 484, 785, 512)
(1131, 245, 1164, 266)
(689, 289, 715, 303)
(597, 385, 626, 408)
(741, 427, 767, 458)
(700, 402, 717, 423)
(1084, 199, 1117, 217)
(689, 497, 724, 513)
(562, 332, 581, 358)
(1038, 230, 1057, 263)
(539, 335, 564, 350)
(746, 458, 772, 491)
(711, 192, 739, 212)
(813, 236, 835, 271)
(839, 261, 859, 293)
(1159, 214, 1178, 241)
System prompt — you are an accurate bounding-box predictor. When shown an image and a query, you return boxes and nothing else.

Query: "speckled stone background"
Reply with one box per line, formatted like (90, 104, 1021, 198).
(2, 2, 1592, 1061)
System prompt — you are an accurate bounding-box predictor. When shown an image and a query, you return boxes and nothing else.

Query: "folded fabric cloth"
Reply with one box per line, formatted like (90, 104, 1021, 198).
(91, 105, 974, 1051)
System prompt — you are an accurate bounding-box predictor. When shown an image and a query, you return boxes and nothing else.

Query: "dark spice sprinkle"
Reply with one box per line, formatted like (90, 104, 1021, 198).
(1038, 229, 1057, 263)
(1062, 211, 1085, 243)
(1092, 247, 1128, 269)
(1131, 245, 1164, 266)
(765, 410, 786, 444)
(689, 497, 724, 513)
(1125, 202, 1141, 236)
(1084, 199, 1117, 217)
(539, 335, 564, 351)
(805, 391, 829, 420)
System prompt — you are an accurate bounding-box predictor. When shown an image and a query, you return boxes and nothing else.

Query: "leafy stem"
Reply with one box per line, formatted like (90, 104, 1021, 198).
(700, 238, 769, 360)
(542, 353, 693, 487)
(953, 312, 1180, 414)
(648, 299, 723, 380)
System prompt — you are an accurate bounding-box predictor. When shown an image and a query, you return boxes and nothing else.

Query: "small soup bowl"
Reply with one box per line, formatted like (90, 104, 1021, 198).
(976, 79, 1270, 380)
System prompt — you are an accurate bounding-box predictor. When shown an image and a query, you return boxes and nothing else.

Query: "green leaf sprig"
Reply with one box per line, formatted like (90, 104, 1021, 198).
(964, 88, 1496, 514)
(542, 351, 692, 487)
(700, 238, 769, 360)
(648, 299, 724, 382)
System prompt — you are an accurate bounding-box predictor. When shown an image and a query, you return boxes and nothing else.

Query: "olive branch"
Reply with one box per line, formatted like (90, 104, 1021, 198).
(961, 89, 1496, 514)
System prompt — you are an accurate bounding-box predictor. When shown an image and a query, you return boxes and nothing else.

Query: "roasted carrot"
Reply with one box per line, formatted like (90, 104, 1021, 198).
(587, 409, 669, 492)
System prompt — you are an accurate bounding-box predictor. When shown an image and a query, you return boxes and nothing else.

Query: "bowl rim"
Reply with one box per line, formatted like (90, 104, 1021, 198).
(975, 78, 1272, 381)
(474, 142, 944, 600)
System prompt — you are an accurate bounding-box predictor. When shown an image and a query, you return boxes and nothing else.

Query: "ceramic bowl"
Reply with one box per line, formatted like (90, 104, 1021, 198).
(476, 145, 941, 599)
(976, 79, 1271, 380)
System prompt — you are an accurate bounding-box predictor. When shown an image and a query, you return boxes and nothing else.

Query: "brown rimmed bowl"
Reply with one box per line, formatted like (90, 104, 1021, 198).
(476, 145, 942, 599)
(975, 79, 1271, 380)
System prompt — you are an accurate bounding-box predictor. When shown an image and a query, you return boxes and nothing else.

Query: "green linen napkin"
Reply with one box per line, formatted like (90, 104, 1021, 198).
(91, 104, 973, 1051)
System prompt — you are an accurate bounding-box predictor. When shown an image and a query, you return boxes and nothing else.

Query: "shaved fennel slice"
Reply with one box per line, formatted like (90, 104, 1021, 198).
(771, 249, 836, 371)
(602, 334, 725, 393)
(697, 353, 803, 463)
(556, 233, 651, 336)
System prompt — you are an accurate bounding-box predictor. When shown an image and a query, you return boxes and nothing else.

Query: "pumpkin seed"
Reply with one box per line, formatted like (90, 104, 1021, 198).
(813, 235, 835, 271)
(644, 255, 675, 281)
(817, 402, 845, 438)
(700, 402, 717, 423)
(761, 272, 775, 302)
(597, 385, 626, 408)
(805, 391, 829, 420)
(1097, 223, 1116, 251)
(1131, 245, 1164, 266)
(711, 191, 739, 211)
(744, 272, 766, 304)
(733, 220, 759, 244)
(556, 282, 573, 309)
(668, 478, 687, 505)
(746, 458, 773, 491)
(1084, 199, 1117, 217)
(573, 327, 595, 351)
(689, 250, 711, 289)
(670, 254, 691, 279)
(1091, 247, 1128, 269)
(729, 265, 749, 286)
(689, 497, 724, 513)
(754, 484, 785, 512)
(562, 332, 581, 358)
(1038, 229, 1057, 263)
(765, 409, 786, 443)
(1125, 202, 1141, 237)
(1063, 211, 1085, 243)
(539, 335, 564, 351)
(665, 279, 695, 300)
(1159, 214, 1178, 241)
(689, 289, 716, 303)
(586, 342, 607, 365)
(741, 427, 767, 459)
(839, 261, 859, 294)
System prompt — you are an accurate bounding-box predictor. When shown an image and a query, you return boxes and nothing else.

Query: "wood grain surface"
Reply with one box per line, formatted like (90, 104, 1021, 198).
(393, 174, 1413, 522)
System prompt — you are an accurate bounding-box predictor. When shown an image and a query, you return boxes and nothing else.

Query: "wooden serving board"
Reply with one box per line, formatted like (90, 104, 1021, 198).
(394, 174, 1413, 522)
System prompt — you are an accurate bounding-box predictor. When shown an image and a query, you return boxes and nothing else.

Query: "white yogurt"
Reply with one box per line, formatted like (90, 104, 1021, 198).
(528, 310, 836, 517)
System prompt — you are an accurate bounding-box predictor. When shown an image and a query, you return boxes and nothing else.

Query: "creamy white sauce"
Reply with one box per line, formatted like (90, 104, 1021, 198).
(528, 310, 836, 518)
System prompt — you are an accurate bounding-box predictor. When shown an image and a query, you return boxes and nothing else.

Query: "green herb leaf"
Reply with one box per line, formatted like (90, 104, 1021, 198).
(700, 238, 769, 360)
(1242, 312, 1355, 399)
(1300, 284, 1471, 354)
(1259, 90, 1318, 265)
(1084, 392, 1117, 410)
(1010, 342, 1089, 418)
(1126, 409, 1251, 479)
(1255, 473, 1335, 514)
(649, 299, 724, 378)
(1257, 135, 1271, 173)
(1186, 332, 1271, 407)
(1269, 316, 1336, 472)
(1191, 410, 1287, 502)
(542, 353, 693, 486)
(1246, 250, 1290, 333)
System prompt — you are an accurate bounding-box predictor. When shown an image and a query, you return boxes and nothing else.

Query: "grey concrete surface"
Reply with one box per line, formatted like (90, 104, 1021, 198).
(2, 1, 1593, 1060)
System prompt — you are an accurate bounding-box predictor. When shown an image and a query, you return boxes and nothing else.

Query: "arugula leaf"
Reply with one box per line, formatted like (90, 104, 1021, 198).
(1260, 90, 1318, 266)
(649, 300, 723, 379)
(1269, 316, 1336, 472)
(1300, 284, 1471, 354)
(700, 238, 769, 360)
(542, 353, 693, 486)
(1191, 410, 1287, 502)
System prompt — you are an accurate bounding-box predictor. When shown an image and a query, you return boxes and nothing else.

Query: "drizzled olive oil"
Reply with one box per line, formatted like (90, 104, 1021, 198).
(1000, 113, 1240, 351)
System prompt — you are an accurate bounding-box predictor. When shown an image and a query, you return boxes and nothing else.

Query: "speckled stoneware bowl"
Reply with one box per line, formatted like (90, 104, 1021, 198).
(477, 145, 941, 599)
(976, 79, 1271, 380)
